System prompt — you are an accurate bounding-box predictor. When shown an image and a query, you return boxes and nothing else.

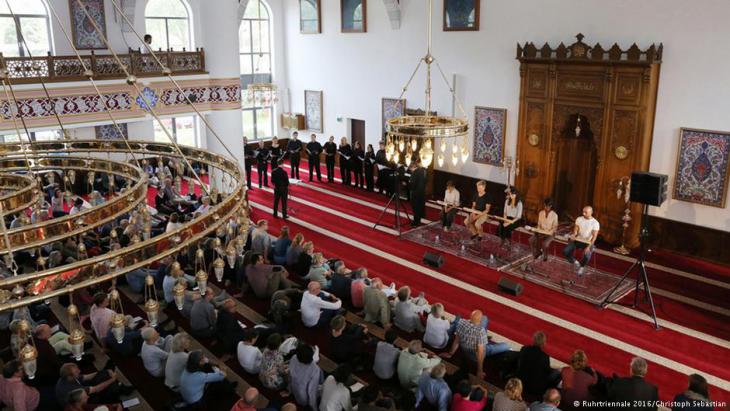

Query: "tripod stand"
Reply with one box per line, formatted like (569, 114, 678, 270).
(373, 171, 411, 238)
(601, 204, 660, 330)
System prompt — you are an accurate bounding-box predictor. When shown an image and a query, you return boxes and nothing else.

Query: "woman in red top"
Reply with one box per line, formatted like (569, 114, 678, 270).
(451, 380, 488, 411)
(560, 349, 598, 410)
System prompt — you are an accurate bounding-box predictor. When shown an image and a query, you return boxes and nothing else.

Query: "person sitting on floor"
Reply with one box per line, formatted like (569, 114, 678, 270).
(423, 303, 452, 350)
(373, 329, 401, 381)
(329, 315, 370, 370)
(258, 333, 289, 392)
(560, 349, 597, 410)
(518, 331, 561, 398)
(140, 327, 174, 377)
(363, 278, 392, 328)
(607, 357, 658, 411)
(529, 388, 562, 411)
(350, 268, 369, 308)
(190, 291, 217, 338)
(397, 339, 442, 390)
(393, 286, 428, 333)
(300, 281, 342, 328)
(286, 233, 305, 267)
(289, 343, 323, 411)
(492, 378, 527, 411)
(216, 299, 246, 355)
(164, 333, 191, 391)
(295, 241, 315, 274)
(1, 360, 40, 411)
(441, 309, 510, 380)
(319, 364, 354, 411)
(250, 220, 272, 262)
(272, 226, 292, 265)
(246, 253, 293, 299)
(305, 252, 332, 290)
(56, 363, 127, 407)
(231, 387, 274, 411)
(238, 329, 263, 375)
(179, 350, 229, 406)
(672, 374, 714, 411)
(415, 363, 451, 411)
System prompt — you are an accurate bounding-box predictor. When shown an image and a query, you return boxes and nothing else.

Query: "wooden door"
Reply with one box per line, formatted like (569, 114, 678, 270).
(554, 127, 597, 220)
(350, 119, 365, 148)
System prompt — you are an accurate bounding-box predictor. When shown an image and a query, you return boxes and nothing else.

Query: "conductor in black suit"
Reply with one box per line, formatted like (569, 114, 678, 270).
(409, 157, 427, 226)
(271, 159, 289, 219)
(607, 357, 659, 411)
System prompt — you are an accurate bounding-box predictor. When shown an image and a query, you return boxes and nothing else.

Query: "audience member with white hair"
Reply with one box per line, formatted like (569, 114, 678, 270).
(393, 286, 429, 333)
(397, 339, 442, 389)
(140, 327, 174, 377)
(300, 281, 342, 328)
(164, 333, 191, 390)
(606, 357, 659, 410)
(415, 363, 451, 411)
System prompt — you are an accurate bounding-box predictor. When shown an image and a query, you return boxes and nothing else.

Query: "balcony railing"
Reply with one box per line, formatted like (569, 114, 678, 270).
(0, 48, 206, 84)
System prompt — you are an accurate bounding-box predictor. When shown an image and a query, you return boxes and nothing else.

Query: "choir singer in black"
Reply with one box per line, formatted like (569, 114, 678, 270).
(364, 144, 376, 191)
(324, 136, 337, 182)
(287, 131, 303, 179)
(255, 140, 269, 188)
(338, 137, 352, 186)
(409, 157, 427, 226)
(243, 136, 254, 190)
(271, 159, 289, 219)
(306, 134, 323, 182)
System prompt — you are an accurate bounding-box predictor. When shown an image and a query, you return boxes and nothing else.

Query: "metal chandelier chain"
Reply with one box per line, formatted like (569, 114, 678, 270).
(3, 0, 69, 138)
(0, 80, 37, 175)
(37, 0, 145, 170)
(70, 0, 210, 196)
(107, 0, 240, 163)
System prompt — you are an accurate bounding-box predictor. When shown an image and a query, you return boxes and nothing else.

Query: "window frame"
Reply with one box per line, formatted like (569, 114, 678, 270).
(144, 0, 192, 51)
(0, 1, 53, 57)
(240, 0, 275, 142)
(153, 115, 199, 147)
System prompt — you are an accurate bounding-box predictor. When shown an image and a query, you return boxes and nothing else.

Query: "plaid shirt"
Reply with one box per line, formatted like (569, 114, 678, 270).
(456, 320, 488, 353)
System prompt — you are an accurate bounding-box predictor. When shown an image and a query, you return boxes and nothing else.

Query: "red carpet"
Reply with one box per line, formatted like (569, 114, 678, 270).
(246, 165, 730, 405)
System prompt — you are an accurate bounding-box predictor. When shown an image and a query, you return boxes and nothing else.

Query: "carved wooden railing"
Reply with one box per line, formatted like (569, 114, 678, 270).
(0, 48, 206, 84)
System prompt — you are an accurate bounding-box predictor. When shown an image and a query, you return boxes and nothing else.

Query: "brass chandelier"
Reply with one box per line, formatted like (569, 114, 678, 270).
(385, 0, 470, 168)
(246, 0, 278, 107)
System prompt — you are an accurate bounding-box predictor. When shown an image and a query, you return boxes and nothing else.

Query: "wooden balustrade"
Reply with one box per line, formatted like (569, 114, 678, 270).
(0, 48, 206, 84)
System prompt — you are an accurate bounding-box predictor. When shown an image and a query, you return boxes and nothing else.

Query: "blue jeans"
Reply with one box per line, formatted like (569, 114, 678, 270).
(454, 315, 511, 358)
(563, 241, 594, 267)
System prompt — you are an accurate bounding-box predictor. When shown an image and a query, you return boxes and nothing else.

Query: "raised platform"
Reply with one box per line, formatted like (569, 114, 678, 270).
(403, 222, 635, 305)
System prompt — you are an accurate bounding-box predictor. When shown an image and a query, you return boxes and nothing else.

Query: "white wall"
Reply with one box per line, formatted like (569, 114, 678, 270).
(280, 0, 730, 231)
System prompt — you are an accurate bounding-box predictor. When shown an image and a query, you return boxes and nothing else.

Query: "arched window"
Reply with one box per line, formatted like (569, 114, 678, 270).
(240, 0, 274, 140)
(0, 0, 52, 57)
(145, 0, 192, 50)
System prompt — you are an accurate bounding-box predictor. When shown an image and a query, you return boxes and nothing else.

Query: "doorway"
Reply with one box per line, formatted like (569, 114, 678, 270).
(350, 119, 365, 149)
(553, 113, 597, 221)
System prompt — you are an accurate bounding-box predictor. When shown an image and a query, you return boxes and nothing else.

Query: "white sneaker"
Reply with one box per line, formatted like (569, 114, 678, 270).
(577, 266, 585, 276)
(573, 260, 581, 269)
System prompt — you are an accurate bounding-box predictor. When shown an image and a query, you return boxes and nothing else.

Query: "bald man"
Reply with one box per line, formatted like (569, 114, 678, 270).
(231, 387, 261, 411)
(563, 205, 600, 276)
(300, 281, 342, 327)
(529, 388, 562, 411)
(441, 310, 509, 380)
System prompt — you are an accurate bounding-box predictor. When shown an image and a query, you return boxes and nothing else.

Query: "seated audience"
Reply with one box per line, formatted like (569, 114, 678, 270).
(251, 220, 272, 260)
(319, 364, 353, 411)
(424, 303, 451, 350)
(231, 387, 272, 411)
(32, 324, 63, 384)
(397, 339, 442, 389)
(350, 269, 369, 308)
(373, 329, 401, 380)
(442, 309, 509, 380)
(415, 363, 451, 411)
(246, 253, 293, 299)
(179, 350, 228, 406)
(363, 278, 391, 327)
(105, 317, 144, 357)
(607, 357, 658, 411)
(190, 291, 217, 338)
(238, 329, 263, 374)
(140, 327, 173, 377)
(518, 331, 560, 398)
(259, 333, 289, 391)
(272, 226, 292, 265)
(492, 378, 528, 411)
(90, 292, 115, 344)
(1, 360, 40, 411)
(393, 286, 427, 333)
(289, 343, 323, 411)
(301, 281, 342, 328)
(216, 299, 246, 355)
(529, 388, 562, 411)
(286, 233, 305, 266)
(358, 386, 396, 411)
(672, 374, 713, 411)
(296, 241, 315, 274)
(560, 349, 597, 409)
(305, 252, 332, 289)
(64, 388, 122, 411)
(329, 315, 370, 368)
(56, 363, 125, 407)
(165, 333, 191, 391)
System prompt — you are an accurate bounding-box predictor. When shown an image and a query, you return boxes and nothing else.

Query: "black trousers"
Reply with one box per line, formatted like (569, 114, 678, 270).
(352, 162, 363, 188)
(273, 187, 288, 217)
(365, 165, 374, 191)
(497, 219, 521, 240)
(441, 208, 458, 227)
(340, 160, 350, 185)
(257, 162, 268, 187)
(411, 193, 425, 224)
(290, 154, 301, 179)
(244, 161, 252, 189)
(325, 155, 335, 182)
(308, 155, 321, 181)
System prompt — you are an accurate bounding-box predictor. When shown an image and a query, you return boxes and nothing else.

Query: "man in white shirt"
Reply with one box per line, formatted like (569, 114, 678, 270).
(529, 198, 559, 261)
(301, 281, 342, 328)
(440, 180, 460, 231)
(319, 365, 353, 411)
(563, 205, 600, 275)
(237, 329, 263, 374)
(140, 327, 173, 377)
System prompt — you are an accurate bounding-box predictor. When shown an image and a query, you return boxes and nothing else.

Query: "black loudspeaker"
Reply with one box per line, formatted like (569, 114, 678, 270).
(630, 171, 669, 206)
(422, 252, 445, 268)
(498, 276, 523, 296)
